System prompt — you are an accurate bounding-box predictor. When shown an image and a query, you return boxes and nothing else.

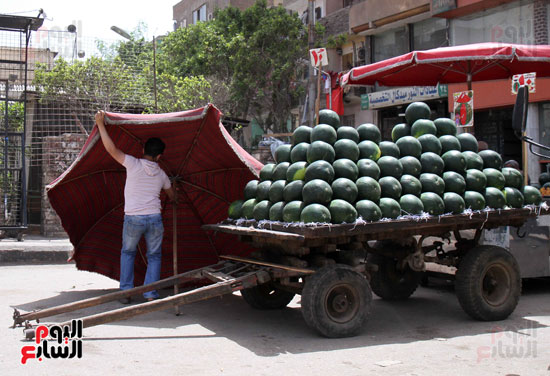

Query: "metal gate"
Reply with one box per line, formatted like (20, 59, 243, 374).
(0, 14, 43, 238)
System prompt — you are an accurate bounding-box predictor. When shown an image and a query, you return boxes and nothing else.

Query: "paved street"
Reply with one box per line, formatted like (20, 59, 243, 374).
(1, 264, 549, 376)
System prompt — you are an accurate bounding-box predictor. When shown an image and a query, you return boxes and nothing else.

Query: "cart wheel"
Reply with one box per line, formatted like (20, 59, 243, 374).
(368, 254, 422, 300)
(301, 264, 372, 338)
(241, 283, 295, 310)
(455, 245, 521, 321)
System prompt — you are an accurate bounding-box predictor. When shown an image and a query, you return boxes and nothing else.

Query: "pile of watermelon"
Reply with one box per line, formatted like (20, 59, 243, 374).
(228, 102, 543, 224)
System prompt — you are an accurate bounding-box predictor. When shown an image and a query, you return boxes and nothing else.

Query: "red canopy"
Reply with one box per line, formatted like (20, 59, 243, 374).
(47, 105, 261, 285)
(342, 43, 550, 87)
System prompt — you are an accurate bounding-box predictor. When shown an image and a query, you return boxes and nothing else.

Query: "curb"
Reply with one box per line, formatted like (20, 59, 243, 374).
(0, 250, 72, 264)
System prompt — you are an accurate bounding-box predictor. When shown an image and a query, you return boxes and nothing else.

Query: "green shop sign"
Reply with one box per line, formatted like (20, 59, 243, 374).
(361, 84, 448, 110)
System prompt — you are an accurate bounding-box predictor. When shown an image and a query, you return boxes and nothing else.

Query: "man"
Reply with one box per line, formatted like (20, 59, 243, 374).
(95, 111, 176, 303)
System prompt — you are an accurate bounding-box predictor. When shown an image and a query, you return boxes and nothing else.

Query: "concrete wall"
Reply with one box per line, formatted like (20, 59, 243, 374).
(42, 133, 87, 237)
(349, 0, 430, 30)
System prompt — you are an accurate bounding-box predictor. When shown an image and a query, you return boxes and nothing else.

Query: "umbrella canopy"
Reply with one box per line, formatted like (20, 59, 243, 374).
(47, 105, 262, 284)
(342, 43, 550, 87)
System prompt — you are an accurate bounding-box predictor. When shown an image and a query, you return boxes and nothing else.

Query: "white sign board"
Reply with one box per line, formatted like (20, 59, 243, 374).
(310, 48, 328, 67)
(453, 90, 474, 128)
(512, 72, 536, 94)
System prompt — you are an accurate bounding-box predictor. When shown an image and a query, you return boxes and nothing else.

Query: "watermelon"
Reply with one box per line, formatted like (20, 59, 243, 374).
(256, 180, 272, 201)
(379, 176, 402, 200)
(272, 162, 290, 181)
(377, 156, 403, 179)
(244, 180, 259, 200)
(420, 192, 445, 216)
(400, 156, 422, 177)
(406, 102, 431, 125)
(319, 108, 340, 129)
(400, 194, 424, 215)
(434, 118, 457, 137)
(357, 158, 381, 180)
(418, 134, 442, 155)
(502, 167, 523, 190)
(485, 187, 506, 209)
(465, 169, 487, 192)
(337, 126, 360, 143)
(464, 191, 486, 210)
(311, 124, 337, 145)
(420, 152, 445, 175)
(457, 133, 478, 152)
(400, 174, 422, 197)
(241, 198, 258, 219)
(275, 144, 291, 163)
(269, 201, 285, 221)
(268, 180, 286, 202)
(331, 177, 358, 204)
(318, 109, 341, 129)
(334, 139, 360, 162)
(260, 163, 275, 181)
(396, 136, 422, 158)
(462, 151, 484, 170)
(442, 150, 467, 173)
(228, 200, 244, 219)
(305, 160, 335, 183)
(253, 200, 272, 221)
(292, 126, 312, 146)
(439, 135, 462, 154)
(479, 150, 503, 170)
(333, 158, 359, 181)
(523, 185, 543, 205)
(357, 123, 381, 144)
(286, 161, 307, 181)
(420, 173, 445, 196)
(379, 141, 401, 158)
(539, 172, 550, 186)
(483, 168, 506, 190)
(301, 203, 331, 223)
(355, 200, 382, 221)
(307, 140, 335, 163)
(283, 180, 304, 202)
(282, 200, 304, 222)
(392, 123, 411, 142)
(290, 142, 310, 163)
(411, 119, 437, 138)
(443, 171, 466, 195)
(329, 199, 358, 223)
(356, 176, 381, 202)
(379, 197, 401, 219)
(303, 179, 333, 205)
(504, 187, 524, 208)
(358, 140, 381, 161)
(443, 192, 465, 214)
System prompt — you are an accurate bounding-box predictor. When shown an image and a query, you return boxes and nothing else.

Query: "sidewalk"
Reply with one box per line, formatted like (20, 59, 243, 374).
(0, 235, 73, 264)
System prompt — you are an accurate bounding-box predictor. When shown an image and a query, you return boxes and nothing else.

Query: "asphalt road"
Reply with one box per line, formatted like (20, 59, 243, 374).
(2, 264, 549, 376)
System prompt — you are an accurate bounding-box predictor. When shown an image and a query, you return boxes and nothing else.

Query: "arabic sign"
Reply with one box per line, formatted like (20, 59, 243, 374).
(360, 85, 448, 110)
(512, 72, 536, 94)
(453, 90, 474, 128)
(309, 48, 328, 67)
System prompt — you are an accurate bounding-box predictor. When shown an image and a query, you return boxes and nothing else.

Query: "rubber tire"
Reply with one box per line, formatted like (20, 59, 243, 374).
(301, 264, 372, 338)
(368, 253, 422, 300)
(241, 283, 295, 310)
(455, 245, 521, 321)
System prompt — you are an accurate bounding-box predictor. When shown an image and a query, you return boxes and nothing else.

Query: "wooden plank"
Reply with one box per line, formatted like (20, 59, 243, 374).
(220, 255, 315, 275)
(202, 224, 305, 241)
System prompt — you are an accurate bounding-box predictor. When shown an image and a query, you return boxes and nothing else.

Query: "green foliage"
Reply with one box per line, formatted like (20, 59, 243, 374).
(0, 101, 24, 132)
(153, 74, 212, 113)
(326, 33, 348, 48)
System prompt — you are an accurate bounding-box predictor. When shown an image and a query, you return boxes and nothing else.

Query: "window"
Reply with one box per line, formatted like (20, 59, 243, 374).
(343, 0, 353, 7)
(413, 18, 448, 50)
(373, 27, 408, 62)
(192, 4, 207, 24)
(315, 6, 322, 21)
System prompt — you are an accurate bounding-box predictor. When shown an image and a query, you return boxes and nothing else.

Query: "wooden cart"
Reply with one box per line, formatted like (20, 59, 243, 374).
(12, 206, 548, 338)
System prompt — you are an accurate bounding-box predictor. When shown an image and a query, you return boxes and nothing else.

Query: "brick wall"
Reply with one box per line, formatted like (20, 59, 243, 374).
(318, 6, 350, 37)
(42, 133, 87, 237)
(534, 0, 549, 44)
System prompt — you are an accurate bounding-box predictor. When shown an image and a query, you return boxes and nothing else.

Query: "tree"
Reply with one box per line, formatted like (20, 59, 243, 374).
(159, 0, 307, 134)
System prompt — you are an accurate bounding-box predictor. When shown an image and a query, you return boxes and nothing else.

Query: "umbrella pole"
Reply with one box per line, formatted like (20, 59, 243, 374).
(173, 203, 180, 316)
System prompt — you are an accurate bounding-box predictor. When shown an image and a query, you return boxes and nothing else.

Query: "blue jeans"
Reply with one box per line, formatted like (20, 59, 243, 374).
(120, 214, 164, 299)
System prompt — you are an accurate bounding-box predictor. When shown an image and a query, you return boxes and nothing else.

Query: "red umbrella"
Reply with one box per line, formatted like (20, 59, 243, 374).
(46, 105, 262, 285)
(342, 43, 550, 88)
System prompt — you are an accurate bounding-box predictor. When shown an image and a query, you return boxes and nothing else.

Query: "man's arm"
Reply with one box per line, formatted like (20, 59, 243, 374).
(95, 111, 125, 165)
(164, 186, 177, 204)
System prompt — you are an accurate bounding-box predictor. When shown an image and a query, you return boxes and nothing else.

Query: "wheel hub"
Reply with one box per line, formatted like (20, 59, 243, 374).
(325, 284, 360, 324)
(482, 263, 511, 307)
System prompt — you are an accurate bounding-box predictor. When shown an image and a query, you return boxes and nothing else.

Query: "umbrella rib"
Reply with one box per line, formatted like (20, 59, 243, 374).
(176, 114, 210, 176)
(179, 180, 230, 203)
(52, 169, 125, 187)
(76, 202, 124, 250)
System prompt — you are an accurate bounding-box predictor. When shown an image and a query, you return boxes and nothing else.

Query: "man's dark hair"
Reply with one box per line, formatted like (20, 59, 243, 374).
(144, 137, 166, 158)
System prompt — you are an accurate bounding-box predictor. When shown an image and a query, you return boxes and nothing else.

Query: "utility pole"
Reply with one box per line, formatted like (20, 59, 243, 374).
(307, 0, 316, 127)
